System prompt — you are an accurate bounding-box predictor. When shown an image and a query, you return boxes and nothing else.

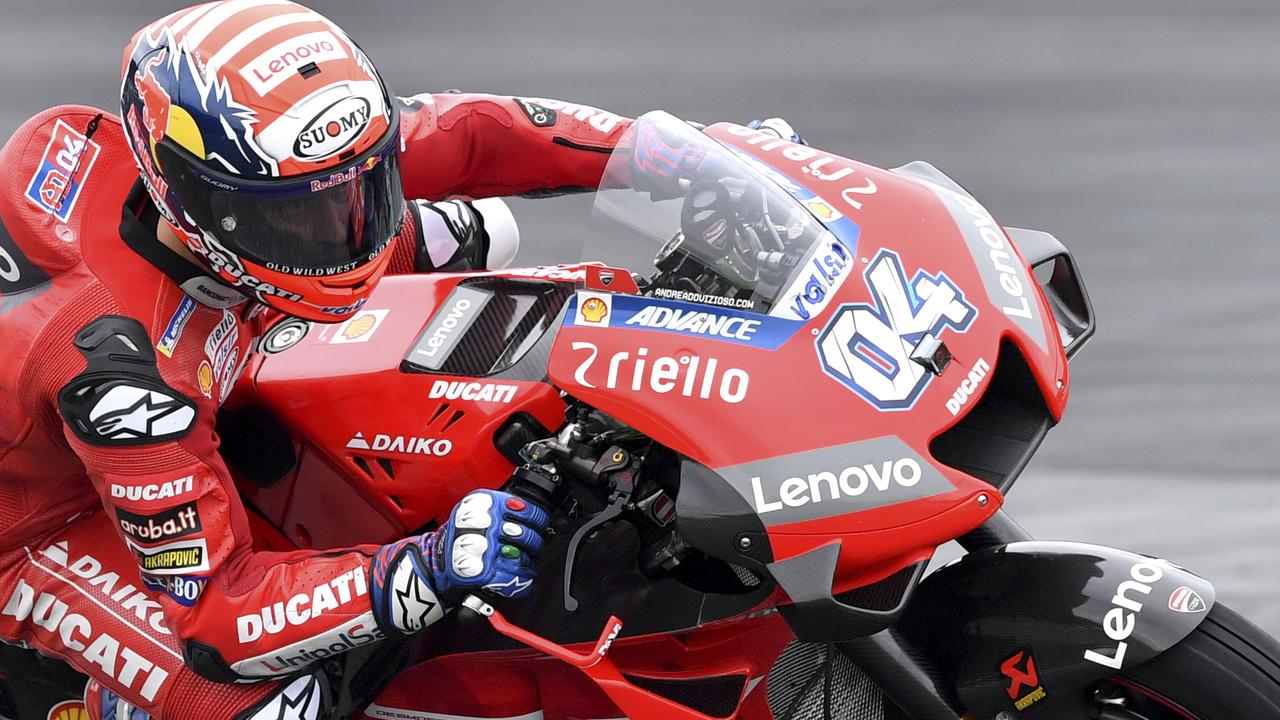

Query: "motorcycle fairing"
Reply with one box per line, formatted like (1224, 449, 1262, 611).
(900, 541, 1215, 718)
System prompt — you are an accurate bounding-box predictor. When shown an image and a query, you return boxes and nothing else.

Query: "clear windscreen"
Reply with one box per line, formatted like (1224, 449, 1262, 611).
(588, 111, 846, 316)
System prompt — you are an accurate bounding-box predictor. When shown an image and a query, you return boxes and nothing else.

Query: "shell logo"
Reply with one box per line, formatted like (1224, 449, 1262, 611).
(47, 700, 89, 720)
(342, 314, 377, 340)
(805, 198, 842, 222)
(197, 360, 214, 398)
(580, 297, 609, 324)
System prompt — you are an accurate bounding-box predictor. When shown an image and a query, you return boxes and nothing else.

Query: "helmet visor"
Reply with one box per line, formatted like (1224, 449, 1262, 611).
(158, 125, 405, 275)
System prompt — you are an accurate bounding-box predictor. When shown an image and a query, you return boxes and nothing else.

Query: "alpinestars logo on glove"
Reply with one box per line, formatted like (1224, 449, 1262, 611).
(389, 557, 442, 633)
(87, 384, 196, 443)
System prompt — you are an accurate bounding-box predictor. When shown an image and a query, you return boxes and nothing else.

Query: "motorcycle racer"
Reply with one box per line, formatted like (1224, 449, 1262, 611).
(0, 1, 632, 717)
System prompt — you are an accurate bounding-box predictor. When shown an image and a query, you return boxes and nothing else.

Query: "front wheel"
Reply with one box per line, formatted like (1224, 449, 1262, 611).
(1088, 602, 1280, 719)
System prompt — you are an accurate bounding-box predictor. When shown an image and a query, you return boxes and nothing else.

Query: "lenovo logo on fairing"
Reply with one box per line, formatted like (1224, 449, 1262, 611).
(718, 438, 954, 526)
(1084, 559, 1167, 670)
(750, 458, 922, 515)
(412, 288, 486, 371)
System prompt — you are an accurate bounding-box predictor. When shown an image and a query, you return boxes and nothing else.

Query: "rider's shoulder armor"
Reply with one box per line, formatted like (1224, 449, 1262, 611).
(0, 105, 138, 286)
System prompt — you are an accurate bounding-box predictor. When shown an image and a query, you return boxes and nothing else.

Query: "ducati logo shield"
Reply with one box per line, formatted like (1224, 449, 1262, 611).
(1169, 586, 1207, 614)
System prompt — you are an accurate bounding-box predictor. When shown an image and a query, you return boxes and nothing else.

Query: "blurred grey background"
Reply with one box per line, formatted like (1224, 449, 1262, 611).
(2, 1, 1277, 629)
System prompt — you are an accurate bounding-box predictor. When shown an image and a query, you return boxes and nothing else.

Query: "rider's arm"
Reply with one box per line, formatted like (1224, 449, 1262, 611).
(52, 314, 384, 682)
(396, 93, 632, 200)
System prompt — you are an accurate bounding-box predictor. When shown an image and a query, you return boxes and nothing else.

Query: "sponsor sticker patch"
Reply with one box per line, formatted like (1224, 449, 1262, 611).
(157, 296, 197, 357)
(513, 98, 558, 127)
(329, 308, 389, 344)
(127, 537, 210, 575)
(116, 502, 202, 544)
(25, 119, 102, 222)
(293, 95, 372, 160)
(346, 432, 452, 457)
(46, 699, 88, 720)
(141, 573, 208, 607)
(568, 293, 803, 349)
(197, 361, 214, 398)
(575, 292, 612, 326)
(1001, 649, 1046, 711)
(240, 30, 348, 96)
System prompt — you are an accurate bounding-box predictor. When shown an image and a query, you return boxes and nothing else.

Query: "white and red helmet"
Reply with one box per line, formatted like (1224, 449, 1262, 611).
(120, 0, 404, 321)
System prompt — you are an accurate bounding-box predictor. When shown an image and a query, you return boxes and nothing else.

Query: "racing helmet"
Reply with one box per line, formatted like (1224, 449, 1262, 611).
(120, 0, 405, 321)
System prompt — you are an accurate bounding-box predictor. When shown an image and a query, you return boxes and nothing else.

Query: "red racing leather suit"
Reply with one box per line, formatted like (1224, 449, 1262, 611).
(0, 93, 629, 717)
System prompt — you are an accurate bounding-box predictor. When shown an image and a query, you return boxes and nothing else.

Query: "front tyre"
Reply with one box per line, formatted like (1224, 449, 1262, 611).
(1091, 603, 1280, 719)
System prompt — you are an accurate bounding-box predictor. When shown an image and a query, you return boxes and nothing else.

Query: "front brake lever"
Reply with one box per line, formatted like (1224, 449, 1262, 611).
(562, 446, 637, 612)
(562, 498, 626, 611)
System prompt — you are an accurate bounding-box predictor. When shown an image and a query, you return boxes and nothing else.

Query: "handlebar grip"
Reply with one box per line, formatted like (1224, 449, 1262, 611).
(504, 466, 563, 510)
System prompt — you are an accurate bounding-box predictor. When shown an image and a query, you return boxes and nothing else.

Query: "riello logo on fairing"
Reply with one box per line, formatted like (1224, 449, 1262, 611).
(569, 342, 750, 404)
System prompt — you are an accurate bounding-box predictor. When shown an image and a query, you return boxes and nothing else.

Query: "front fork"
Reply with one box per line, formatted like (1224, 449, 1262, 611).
(831, 511, 1035, 720)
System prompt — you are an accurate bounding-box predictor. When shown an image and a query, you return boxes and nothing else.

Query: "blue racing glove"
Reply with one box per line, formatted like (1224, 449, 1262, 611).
(748, 117, 807, 145)
(370, 489, 549, 635)
(630, 119, 711, 200)
(631, 116, 807, 200)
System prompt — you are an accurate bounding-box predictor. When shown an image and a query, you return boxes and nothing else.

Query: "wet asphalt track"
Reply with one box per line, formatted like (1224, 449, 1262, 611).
(1, 1, 1278, 631)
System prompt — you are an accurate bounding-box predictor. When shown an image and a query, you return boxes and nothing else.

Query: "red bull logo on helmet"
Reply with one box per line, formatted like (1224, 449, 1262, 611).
(125, 26, 279, 179)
